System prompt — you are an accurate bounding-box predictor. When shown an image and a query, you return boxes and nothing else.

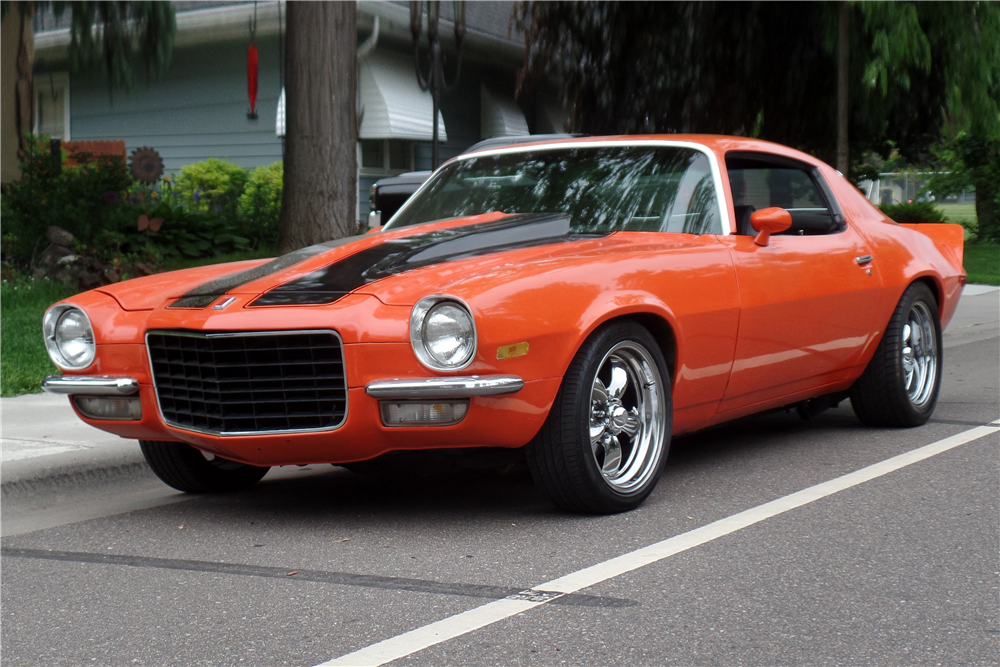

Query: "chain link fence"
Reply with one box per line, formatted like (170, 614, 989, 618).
(859, 173, 976, 206)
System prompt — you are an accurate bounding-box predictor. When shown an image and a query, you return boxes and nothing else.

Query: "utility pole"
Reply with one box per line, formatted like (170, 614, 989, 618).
(837, 0, 849, 176)
(410, 1, 465, 169)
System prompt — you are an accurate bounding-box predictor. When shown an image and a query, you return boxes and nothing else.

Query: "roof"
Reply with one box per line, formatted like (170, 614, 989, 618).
(457, 134, 832, 171)
(33, 1, 525, 64)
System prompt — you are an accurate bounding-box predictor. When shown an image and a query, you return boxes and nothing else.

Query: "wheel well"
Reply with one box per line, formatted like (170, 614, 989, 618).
(914, 276, 940, 306)
(613, 313, 677, 385)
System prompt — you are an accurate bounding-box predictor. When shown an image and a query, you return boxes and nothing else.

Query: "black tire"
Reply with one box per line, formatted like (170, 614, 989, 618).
(850, 282, 942, 427)
(526, 321, 672, 514)
(139, 440, 270, 493)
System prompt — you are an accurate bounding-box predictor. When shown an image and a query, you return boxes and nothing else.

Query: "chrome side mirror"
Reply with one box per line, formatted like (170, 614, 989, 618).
(368, 210, 382, 229)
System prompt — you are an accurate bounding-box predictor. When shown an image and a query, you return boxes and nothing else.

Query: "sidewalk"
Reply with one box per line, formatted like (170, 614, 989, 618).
(2, 284, 997, 497)
(1, 392, 155, 497)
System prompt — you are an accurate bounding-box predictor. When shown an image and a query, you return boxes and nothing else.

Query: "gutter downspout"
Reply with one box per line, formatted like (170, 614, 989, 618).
(355, 15, 379, 223)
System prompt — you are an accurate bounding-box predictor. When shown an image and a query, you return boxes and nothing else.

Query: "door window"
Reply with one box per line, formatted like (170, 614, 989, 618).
(728, 157, 838, 235)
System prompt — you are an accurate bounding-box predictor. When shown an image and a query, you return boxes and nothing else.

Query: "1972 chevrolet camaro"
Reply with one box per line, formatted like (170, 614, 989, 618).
(42, 136, 965, 513)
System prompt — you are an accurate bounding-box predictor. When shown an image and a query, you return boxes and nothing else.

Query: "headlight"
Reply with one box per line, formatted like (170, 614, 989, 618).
(43, 304, 96, 370)
(410, 296, 476, 371)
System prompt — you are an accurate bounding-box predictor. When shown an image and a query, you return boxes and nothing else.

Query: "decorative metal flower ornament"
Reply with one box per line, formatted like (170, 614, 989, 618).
(129, 147, 164, 184)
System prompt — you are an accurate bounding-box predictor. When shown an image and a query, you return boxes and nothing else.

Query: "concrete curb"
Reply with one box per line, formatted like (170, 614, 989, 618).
(1, 440, 153, 499)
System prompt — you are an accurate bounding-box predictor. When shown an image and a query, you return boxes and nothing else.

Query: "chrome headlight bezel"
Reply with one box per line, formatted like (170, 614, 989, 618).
(43, 304, 96, 370)
(410, 295, 477, 372)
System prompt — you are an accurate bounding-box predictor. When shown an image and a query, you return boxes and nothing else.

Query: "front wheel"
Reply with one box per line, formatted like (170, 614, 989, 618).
(526, 321, 671, 514)
(140, 440, 270, 493)
(850, 282, 942, 427)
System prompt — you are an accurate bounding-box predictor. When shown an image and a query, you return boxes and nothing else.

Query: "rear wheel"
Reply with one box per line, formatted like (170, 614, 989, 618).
(526, 321, 671, 514)
(850, 282, 942, 427)
(139, 440, 270, 493)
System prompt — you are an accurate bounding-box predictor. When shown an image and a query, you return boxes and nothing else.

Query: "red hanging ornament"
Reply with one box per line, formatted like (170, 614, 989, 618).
(247, 43, 259, 119)
(246, 2, 259, 119)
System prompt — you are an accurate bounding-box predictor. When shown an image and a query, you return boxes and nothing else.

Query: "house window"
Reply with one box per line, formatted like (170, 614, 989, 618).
(35, 72, 70, 140)
(359, 139, 414, 174)
(361, 140, 382, 169)
(388, 140, 409, 170)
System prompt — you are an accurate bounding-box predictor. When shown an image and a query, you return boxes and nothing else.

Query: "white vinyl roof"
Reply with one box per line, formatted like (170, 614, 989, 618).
(480, 83, 529, 139)
(276, 50, 447, 141)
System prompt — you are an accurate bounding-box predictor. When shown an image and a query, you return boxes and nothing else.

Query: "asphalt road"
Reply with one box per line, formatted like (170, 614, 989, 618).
(2, 290, 998, 667)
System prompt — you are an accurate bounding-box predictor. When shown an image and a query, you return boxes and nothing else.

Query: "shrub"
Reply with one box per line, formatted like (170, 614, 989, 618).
(1, 139, 134, 264)
(173, 158, 247, 221)
(237, 161, 282, 247)
(93, 199, 250, 263)
(2, 140, 252, 271)
(878, 202, 948, 223)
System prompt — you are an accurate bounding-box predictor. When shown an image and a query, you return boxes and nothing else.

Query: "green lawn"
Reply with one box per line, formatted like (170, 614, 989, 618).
(1, 278, 76, 396)
(936, 203, 977, 225)
(935, 203, 978, 241)
(965, 244, 1000, 286)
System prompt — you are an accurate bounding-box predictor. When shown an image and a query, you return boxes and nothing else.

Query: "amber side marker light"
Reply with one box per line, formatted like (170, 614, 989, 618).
(496, 342, 529, 360)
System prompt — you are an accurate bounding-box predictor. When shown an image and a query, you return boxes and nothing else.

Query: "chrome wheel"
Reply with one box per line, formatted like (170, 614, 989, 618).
(526, 321, 671, 513)
(851, 282, 941, 428)
(902, 301, 937, 409)
(588, 341, 667, 492)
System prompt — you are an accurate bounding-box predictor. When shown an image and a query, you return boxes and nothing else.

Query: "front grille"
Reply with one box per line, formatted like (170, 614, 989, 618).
(147, 330, 347, 435)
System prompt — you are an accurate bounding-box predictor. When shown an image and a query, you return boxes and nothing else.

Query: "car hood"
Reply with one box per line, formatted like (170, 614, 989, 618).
(97, 212, 611, 311)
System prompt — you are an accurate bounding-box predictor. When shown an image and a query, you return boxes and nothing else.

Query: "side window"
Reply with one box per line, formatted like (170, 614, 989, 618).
(626, 152, 720, 235)
(727, 157, 838, 236)
(660, 152, 720, 235)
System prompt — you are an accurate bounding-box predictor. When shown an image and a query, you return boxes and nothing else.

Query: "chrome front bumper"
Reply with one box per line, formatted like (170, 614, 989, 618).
(42, 375, 140, 395)
(44, 374, 524, 401)
(365, 375, 524, 399)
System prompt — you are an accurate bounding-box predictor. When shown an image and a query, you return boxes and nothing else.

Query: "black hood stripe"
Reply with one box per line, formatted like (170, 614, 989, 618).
(168, 237, 358, 308)
(251, 213, 603, 307)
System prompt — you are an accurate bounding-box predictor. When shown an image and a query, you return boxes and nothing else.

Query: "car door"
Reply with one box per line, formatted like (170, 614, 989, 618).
(716, 153, 883, 413)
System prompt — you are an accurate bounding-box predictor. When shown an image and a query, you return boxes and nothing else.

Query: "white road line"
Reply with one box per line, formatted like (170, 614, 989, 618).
(318, 421, 1000, 667)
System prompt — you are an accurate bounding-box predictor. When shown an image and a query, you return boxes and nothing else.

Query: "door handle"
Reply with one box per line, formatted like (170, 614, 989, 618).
(855, 255, 873, 265)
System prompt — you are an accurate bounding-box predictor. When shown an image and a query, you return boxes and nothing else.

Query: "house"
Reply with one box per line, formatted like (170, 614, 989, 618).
(28, 1, 568, 222)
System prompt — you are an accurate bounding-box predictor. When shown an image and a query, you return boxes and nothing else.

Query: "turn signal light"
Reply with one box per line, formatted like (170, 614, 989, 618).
(73, 396, 142, 421)
(379, 401, 468, 426)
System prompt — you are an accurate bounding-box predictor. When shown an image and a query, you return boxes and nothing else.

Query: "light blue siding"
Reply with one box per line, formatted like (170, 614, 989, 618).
(69, 38, 526, 223)
(70, 35, 284, 173)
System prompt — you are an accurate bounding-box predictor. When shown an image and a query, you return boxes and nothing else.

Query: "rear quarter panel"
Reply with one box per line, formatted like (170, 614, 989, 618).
(826, 167, 964, 332)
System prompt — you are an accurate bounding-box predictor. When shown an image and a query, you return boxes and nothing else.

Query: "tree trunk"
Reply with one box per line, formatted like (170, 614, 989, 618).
(836, 0, 849, 176)
(1, 2, 35, 184)
(974, 181, 999, 243)
(277, 2, 357, 253)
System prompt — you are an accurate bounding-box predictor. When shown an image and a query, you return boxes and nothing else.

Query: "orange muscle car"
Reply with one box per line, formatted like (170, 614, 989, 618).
(42, 136, 965, 513)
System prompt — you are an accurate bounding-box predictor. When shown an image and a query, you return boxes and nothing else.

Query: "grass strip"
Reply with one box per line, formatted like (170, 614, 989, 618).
(1, 278, 76, 396)
(964, 244, 999, 286)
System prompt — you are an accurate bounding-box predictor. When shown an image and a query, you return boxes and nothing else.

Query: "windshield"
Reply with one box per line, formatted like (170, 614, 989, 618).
(388, 145, 721, 235)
